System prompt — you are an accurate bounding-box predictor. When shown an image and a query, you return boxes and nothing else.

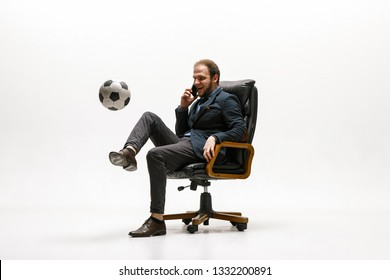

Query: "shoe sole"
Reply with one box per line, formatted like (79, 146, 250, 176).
(109, 152, 128, 166)
(124, 164, 137, 172)
(129, 230, 166, 237)
(109, 152, 137, 171)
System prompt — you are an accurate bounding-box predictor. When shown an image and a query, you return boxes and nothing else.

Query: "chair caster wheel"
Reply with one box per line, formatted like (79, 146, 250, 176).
(230, 221, 237, 226)
(203, 219, 209, 226)
(236, 223, 247, 231)
(187, 225, 198, 234)
(182, 218, 192, 225)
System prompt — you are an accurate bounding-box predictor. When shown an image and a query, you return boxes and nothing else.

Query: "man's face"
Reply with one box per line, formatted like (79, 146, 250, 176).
(193, 64, 218, 97)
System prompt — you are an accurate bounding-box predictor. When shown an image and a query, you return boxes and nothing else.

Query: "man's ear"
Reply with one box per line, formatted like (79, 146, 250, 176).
(212, 74, 219, 84)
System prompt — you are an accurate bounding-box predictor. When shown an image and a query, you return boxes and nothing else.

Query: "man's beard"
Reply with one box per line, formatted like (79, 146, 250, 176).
(203, 80, 214, 96)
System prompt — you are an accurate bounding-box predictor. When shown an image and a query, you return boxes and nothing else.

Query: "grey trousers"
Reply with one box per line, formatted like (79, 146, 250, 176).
(125, 111, 202, 214)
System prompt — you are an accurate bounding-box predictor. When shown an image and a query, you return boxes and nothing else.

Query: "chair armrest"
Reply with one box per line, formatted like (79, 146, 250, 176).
(206, 141, 255, 179)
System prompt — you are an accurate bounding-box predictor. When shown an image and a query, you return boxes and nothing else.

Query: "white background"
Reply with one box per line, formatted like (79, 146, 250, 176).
(1, 0, 390, 265)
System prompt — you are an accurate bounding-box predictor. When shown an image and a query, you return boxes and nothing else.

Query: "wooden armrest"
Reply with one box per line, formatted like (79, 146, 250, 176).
(206, 141, 255, 179)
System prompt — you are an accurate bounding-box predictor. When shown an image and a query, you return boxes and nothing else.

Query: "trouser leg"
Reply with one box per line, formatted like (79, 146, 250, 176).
(124, 111, 179, 152)
(147, 138, 201, 214)
(122, 111, 201, 214)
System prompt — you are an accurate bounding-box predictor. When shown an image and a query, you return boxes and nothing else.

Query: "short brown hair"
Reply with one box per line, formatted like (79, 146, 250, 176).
(194, 59, 220, 84)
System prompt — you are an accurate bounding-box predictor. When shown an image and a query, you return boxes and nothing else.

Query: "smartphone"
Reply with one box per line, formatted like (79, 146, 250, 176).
(191, 84, 198, 98)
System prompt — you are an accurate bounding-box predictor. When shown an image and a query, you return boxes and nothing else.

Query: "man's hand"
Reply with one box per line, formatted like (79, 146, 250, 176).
(180, 88, 196, 108)
(203, 136, 217, 162)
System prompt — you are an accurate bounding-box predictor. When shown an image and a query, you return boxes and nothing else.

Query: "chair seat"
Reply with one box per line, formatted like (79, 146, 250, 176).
(167, 162, 244, 179)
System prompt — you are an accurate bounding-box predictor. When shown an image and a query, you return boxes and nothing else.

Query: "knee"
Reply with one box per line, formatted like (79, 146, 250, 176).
(146, 148, 164, 164)
(142, 111, 157, 121)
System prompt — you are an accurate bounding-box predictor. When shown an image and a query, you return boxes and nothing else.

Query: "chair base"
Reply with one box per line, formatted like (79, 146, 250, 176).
(163, 192, 248, 233)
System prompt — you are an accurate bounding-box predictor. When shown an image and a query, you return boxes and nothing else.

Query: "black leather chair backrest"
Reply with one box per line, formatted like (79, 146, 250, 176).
(217, 79, 257, 167)
(219, 79, 258, 144)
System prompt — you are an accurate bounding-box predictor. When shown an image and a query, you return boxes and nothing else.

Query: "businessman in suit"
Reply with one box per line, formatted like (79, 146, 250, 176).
(109, 59, 246, 237)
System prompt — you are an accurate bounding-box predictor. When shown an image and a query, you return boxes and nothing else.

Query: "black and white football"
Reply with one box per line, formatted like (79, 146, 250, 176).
(99, 80, 131, 111)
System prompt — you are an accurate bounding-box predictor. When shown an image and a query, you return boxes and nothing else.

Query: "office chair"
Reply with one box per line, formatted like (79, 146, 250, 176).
(163, 79, 258, 233)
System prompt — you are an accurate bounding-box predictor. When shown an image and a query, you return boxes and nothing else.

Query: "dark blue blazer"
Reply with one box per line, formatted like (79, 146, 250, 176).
(175, 87, 247, 160)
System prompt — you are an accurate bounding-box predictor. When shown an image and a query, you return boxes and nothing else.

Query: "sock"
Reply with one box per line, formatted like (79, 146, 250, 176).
(151, 216, 164, 224)
(125, 146, 136, 155)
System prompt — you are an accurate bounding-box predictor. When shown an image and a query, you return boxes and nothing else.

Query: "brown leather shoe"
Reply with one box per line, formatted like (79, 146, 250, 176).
(109, 148, 137, 171)
(129, 217, 166, 237)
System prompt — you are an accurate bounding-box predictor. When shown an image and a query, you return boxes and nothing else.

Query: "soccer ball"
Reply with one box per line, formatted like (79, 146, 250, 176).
(99, 80, 131, 111)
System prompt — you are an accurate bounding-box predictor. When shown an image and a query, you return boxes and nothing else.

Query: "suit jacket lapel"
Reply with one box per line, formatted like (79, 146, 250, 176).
(190, 87, 222, 126)
(189, 99, 200, 126)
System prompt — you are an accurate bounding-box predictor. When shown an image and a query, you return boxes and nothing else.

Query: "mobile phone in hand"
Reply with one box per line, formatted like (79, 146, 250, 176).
(191, 84, 198, 98)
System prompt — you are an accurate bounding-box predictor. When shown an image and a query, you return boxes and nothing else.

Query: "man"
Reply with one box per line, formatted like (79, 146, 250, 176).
(109, 59, 246, 237)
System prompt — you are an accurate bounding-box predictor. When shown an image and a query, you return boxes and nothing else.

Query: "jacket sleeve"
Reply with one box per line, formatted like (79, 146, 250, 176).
(175, 106, 190, 137)
(213, 94, 247, 143)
